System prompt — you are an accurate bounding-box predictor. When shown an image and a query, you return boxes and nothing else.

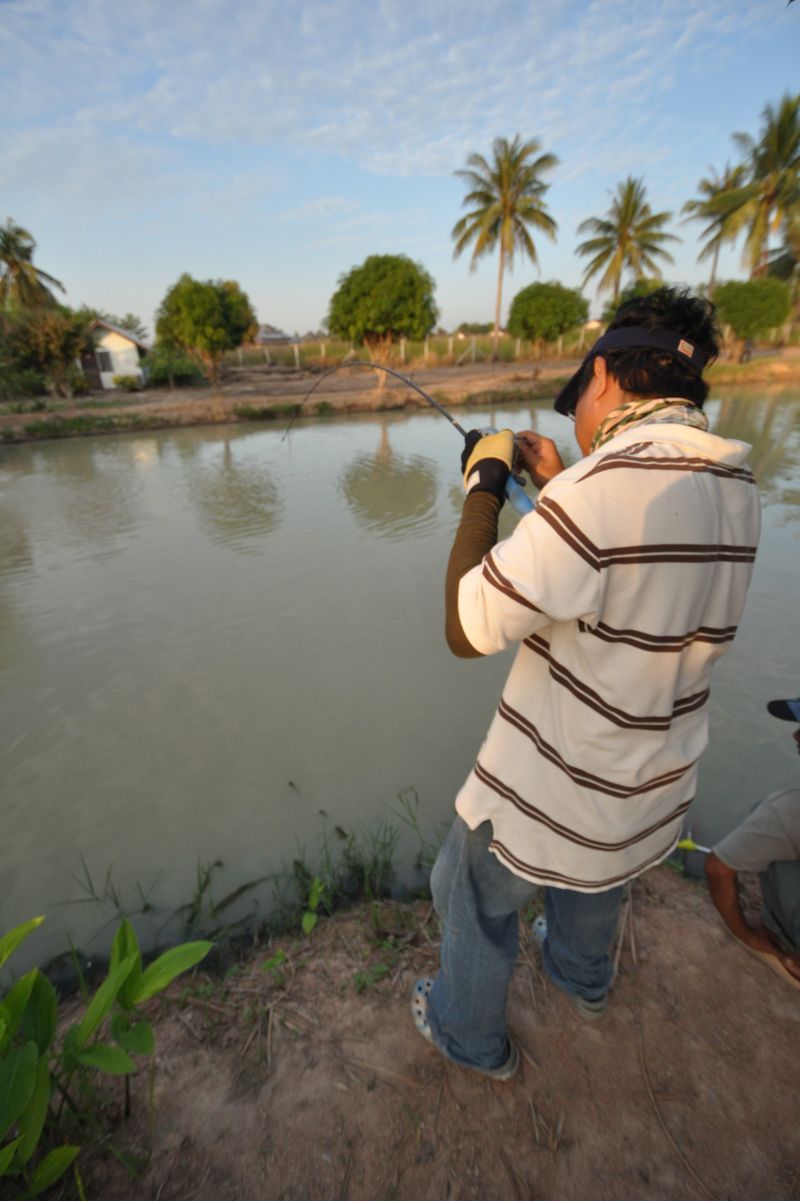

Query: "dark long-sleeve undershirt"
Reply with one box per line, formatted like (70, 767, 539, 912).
(444, 492, 501, 658)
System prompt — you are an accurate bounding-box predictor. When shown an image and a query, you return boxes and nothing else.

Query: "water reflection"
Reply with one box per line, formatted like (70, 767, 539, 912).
(186, 436, 283, 550)
(710, 390, 800, 506)
(339, 418, 438, 541)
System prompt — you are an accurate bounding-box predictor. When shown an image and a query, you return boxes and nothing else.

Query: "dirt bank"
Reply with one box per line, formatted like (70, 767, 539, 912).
(3, 353, 799, 444)
(0, 362, 569, 444)
(76, 866, 799, 1201)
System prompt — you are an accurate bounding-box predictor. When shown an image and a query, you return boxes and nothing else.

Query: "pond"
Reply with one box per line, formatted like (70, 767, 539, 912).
(2, 387, 799, 972)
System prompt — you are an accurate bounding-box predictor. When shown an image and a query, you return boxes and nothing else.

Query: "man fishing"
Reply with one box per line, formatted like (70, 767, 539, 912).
(705, 693, 800, 990)
(411, 286, 761, 1080)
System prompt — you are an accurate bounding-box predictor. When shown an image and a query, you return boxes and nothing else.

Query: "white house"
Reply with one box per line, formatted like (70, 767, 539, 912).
(85, 320, 150, 389)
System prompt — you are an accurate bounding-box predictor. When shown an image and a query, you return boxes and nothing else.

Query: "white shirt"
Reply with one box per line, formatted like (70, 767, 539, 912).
(454, 419, 761, 892)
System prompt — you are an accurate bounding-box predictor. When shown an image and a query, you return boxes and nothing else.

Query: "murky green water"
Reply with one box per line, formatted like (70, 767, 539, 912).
(2, 387, 799, 971)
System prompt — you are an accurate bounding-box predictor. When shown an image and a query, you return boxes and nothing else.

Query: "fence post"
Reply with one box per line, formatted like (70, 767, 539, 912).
(263, 346, 271, 365)
(578, 328, 585, 351)
(400, 337, 406, 363)
(293, 343, 300, 369)
(515, 337, 520, 359)
(471, 336, 476, 363)
(557, 335, 563, 357)
(424, 337, 429, 362)
(321, 341, 326, 359)
(238, 347, 243, 365)
(448, 336, 453, 359)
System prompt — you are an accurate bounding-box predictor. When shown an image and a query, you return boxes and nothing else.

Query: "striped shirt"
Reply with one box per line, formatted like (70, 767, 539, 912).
(454, 420, 761, 892)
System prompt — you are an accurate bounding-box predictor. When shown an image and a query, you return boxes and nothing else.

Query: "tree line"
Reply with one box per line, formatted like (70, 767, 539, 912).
(1, 92, 798, 400)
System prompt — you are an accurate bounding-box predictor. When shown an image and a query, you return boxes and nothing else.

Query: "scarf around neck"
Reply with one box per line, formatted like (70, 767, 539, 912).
(590, 397, 709, 453)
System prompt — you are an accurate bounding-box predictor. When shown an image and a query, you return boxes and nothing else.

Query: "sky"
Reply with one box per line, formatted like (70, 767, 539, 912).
(2, 0, 799, 338)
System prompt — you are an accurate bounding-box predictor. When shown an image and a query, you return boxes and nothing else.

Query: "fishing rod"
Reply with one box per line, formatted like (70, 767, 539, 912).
(283, 360, 535, 517)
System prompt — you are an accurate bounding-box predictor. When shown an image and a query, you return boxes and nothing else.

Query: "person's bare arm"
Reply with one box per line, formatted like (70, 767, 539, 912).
(705, 852, 800, 979)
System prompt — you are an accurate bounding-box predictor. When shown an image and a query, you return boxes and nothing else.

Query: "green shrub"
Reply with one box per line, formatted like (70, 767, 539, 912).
(145, 345, 204, 388)
(111, 374, 140, 392)
(0, 917, 212, 1197)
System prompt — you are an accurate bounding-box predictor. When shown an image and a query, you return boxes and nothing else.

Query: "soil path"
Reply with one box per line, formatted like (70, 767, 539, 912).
(81, 867, 799, 1201)
(0, 362, 569, 441)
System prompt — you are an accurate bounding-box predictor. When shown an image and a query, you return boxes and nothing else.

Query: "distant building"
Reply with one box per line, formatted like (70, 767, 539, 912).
(84, 320, 150, 389)
(254, 323, 289, 345)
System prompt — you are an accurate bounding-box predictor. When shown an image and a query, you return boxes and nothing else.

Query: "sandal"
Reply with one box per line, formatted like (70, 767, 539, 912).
(410, 978, 520, 1081)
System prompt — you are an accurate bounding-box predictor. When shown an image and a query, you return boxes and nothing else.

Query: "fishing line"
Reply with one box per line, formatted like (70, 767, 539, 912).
(282, 360, 534, 515)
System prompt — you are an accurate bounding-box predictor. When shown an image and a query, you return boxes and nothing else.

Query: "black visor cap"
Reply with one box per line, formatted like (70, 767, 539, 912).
(553, 326, 712, 416)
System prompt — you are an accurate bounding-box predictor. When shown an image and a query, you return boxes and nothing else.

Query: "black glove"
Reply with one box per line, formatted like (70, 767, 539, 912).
(461, 429, 514, 501)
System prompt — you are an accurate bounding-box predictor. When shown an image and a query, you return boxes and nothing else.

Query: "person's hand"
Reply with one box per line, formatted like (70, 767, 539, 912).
(515, 431, 566, 489)
(461, 429, 514, 501)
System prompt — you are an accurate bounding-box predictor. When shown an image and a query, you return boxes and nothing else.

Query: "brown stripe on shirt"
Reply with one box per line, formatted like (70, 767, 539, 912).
(489, 832, 679, 890)
(580, 451, 756, 486)
(523, 634, 709, 729)
(483, 551, 543, 612)
(496, 699, 695, 797)
(578, 619, 738, 651)
(474, 759, 692, 849)
(536, 499, 755, 569)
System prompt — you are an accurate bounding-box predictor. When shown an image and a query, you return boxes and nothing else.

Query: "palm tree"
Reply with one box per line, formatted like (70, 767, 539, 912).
(576, 177, 679, 304)
(0, 218, 64, 308)
(712, 93, 800, 277)
(681, 163, 748, 291)
(452, 135, 558, 356)
(768, 211, 800, 306)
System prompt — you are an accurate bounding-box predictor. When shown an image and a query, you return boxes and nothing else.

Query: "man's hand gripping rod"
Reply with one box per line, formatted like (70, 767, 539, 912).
(285, 360, 535, 516)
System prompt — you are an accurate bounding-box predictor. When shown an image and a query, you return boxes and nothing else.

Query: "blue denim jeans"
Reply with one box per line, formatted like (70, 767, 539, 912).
(426, 817, 624, 1072)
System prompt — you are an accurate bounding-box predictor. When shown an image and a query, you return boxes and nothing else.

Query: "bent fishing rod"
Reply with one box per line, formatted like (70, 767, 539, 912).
(282, 360, 535, 517)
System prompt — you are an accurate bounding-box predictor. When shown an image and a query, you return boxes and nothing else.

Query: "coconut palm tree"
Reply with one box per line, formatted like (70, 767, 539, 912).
(576, 177, 679, 304)
(712, 92, 800, 277)
(681, 163, 748, 291)
(452, 135, 558, 356)
(0, 218, 64, 308)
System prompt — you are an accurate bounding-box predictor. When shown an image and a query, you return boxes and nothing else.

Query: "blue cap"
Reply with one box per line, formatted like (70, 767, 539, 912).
(554, 325, 712, 416)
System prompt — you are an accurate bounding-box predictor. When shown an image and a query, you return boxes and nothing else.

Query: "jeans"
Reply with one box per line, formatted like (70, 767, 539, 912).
(426, 817, 624, 1072)
(761, 859, 800, 954)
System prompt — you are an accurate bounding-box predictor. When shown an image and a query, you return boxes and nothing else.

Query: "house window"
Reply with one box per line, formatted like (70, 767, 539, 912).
(97, 350, 113, 373)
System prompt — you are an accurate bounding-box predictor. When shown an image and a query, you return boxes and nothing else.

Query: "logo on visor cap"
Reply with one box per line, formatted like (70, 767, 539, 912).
(678, 339, 695, 358)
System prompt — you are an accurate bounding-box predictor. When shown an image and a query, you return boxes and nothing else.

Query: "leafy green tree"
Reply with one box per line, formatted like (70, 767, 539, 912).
(713, 278, 791, 343)
(507, 282, 588, 345)
(576, 177, 679, 303)
(88, 311, 149, 341)
(600, 277, 665, 323)
(457, 321, 494, 335)
(452, 135, 558, 356)
(155, 274, 257, 385)
(326, 254, 438, 356)
(0, 219, 64, 309)
(681, 163, 749, 290)
(3, 306, 92, 398)
(711, 93, 800, 277)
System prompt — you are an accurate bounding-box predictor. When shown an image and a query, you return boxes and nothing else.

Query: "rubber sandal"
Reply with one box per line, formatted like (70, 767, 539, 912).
(411, 977, 435, 1043)
(410, 978, 520, 1081)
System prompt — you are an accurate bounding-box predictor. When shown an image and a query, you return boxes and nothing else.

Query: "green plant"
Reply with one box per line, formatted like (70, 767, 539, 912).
(326, 254, 438, 358)
(353, 963, 391, 993)
(507, 281, 588, 345)
(0, 916, 212, 1196)
(301, 877, 325, 935)
(111, 374, 140, 392)
(156, 275, 257, 385)
(714, 277, 792, 340)
(260, 948, 287, 988)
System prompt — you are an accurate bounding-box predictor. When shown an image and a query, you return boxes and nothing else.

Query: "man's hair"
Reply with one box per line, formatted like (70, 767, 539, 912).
(577, 287, 720, 408)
